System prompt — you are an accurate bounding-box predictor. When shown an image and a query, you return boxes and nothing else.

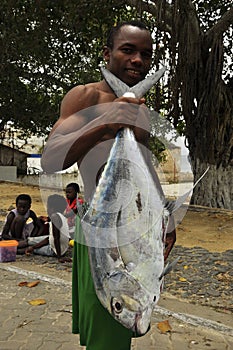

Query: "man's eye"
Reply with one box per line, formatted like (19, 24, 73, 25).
(122, 48, 133, 54)
(142, 52, 152, 59)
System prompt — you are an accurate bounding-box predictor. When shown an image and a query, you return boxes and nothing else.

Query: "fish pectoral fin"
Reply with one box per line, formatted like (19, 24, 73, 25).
(100, 66, 129, 97)
(170, 167, 210, 214)
(159, 256, 180, 280)
(100, 65, 166, 98)
(130, 66, 166, 98)
(108, 270, 125, 283)
(126, 262, 136, 272)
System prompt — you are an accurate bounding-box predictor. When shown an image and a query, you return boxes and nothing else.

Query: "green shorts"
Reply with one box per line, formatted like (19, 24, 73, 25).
(72, 216, 134, 350)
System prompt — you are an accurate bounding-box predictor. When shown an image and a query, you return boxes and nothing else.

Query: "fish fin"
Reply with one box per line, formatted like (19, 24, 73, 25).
(129, 66, 166, 98)
(168, 167, 210, 214)
(100, 65, 166, 98)
(100, 66, 129, 97)
(159, 256, 180, 280)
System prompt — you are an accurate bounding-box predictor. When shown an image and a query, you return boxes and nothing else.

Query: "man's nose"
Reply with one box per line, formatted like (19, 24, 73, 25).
(131, 52, 143, 65)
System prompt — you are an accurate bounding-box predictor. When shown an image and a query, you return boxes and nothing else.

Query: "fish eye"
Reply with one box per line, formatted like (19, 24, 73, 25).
(112, 298, 123, 314)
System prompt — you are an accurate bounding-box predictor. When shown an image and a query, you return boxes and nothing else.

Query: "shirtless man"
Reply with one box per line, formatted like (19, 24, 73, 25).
(42, 20, 176, 350)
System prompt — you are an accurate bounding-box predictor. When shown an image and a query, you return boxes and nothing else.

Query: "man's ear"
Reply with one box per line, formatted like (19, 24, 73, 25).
(103, 45, 110, 63)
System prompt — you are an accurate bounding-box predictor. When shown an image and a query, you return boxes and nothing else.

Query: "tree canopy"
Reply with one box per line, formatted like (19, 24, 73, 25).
(0, 0, 132, 136)
(0, 0, 232, 208)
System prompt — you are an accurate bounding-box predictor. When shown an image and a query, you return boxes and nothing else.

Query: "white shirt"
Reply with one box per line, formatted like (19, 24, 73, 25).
(49, 213, 70, 256)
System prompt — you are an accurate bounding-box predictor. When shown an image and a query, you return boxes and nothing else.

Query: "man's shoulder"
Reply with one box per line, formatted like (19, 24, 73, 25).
(29, 209, 37, 218)
(50, 212, 62, 227)
(62, 82, 102, 109)
(61, 80, 114, 113)
(69, 80, 112, 98)
(68, 81, 102, 97)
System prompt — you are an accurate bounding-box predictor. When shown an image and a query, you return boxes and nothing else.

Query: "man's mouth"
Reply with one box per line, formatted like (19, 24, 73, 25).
(126, 69, 142, 77)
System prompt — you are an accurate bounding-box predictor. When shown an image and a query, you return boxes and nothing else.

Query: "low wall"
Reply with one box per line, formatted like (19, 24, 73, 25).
(0, 166, 17, 182)
(17, 173, 84, 192)
(161, 171, 194, 183)
(16, 170, 192, 190)
(156, 166, 193, 184)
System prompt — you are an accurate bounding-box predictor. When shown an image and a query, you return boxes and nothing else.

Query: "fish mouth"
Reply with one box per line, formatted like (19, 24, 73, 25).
(134, 307, 152, 335)
(134, 314, 141, 334)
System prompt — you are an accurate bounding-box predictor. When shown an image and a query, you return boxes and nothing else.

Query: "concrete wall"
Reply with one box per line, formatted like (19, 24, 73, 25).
(16, 169, 192, 195)
(0, 166, 17, 182)
(17, 172, 84, 192)
(0, 145, 27, 175)
(155, 148, 193, 183)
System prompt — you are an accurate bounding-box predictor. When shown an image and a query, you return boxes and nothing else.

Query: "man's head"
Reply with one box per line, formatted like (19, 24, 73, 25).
(16, 194, 32, 215)
(47, 194, 67, 216)
(65, 182, 80, 201)
(103, 21, 153, 87)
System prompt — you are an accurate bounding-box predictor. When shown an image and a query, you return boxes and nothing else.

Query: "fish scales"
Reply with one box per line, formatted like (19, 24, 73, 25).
(82, 127, 169, 334)
(81, 66, 207, 333)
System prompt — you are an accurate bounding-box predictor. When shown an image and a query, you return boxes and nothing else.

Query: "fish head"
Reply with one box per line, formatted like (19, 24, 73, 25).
(104, 270, 155, 335)
(110, 294, 153, 335)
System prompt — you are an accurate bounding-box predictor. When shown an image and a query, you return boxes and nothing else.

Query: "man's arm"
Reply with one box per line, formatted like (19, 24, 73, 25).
(164, 215, 176, 261)
(2, 212, 15, 240)
(50, 213, 62, 259)
(41, 84, 147, 173)
(25, 236, 49, 255)
(30, 210, 45, 236)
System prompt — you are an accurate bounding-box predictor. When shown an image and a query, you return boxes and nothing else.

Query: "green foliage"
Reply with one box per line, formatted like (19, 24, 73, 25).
(0, 0, 231, 147)
(0, 0, 130, 136)
(148, 135, 167, 165)
(193, 0, 232, 82)
(0, 0, 145, 139)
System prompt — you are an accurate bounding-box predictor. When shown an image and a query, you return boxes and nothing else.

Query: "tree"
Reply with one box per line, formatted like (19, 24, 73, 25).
(0, 0, 232, 209)
(0, 0, 121, 136)
(121, 0, 233, 209)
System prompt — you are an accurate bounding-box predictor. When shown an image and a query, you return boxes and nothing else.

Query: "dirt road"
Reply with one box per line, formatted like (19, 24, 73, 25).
(0, 181, 232, 252)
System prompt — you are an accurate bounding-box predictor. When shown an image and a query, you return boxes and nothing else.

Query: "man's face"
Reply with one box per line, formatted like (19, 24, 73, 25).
(16, 200, 30, 216)
(65, 187, 77, 201)
(104, 25, 153, 87)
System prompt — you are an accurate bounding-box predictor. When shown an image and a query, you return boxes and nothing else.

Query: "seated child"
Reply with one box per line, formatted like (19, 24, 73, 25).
(64, 183, 84, 239)
(1, 194, 44, 249)
(25, 194, 71, 262)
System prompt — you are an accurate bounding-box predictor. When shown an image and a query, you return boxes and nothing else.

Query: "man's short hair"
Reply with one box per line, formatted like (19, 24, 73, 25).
(47, 194, 67, 213)
(106, 20, 150, 49)
(16, 194, 32, 205)
(66, 182, 80, 193)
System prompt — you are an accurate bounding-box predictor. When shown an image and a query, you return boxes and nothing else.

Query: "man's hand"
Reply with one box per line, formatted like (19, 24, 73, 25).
(164, 229, 176, 261)
(25, 246, 34, 255)
(101, 97, 149, 139)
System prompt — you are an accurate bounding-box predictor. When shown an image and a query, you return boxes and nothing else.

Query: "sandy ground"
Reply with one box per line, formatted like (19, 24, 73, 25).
(0, 181, 232, 253)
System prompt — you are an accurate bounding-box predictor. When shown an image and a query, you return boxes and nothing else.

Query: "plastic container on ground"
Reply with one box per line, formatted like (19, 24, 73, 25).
(0, 240, 18, 262)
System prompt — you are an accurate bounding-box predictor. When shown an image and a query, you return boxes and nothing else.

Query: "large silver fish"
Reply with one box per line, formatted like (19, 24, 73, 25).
(81, 66, 172, 334)
(81, 67, 209, 334)
(82, 125, 169, 334)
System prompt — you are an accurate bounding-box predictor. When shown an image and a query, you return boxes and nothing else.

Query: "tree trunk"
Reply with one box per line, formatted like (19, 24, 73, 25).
(191, 159, 233, 209)
(124, 0, 233, 209)
(175, 1, 233, 209)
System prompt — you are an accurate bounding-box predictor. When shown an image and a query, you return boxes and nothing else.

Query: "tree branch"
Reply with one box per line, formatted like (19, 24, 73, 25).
(205, 7, 233, 41)
(123, 0, 173, 32)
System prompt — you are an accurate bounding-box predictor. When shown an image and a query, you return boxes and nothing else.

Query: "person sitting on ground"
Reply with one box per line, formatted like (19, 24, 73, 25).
(64, 182, 84, 239)
(25, 194, 71, 262)
(1, 194, 44, 249)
